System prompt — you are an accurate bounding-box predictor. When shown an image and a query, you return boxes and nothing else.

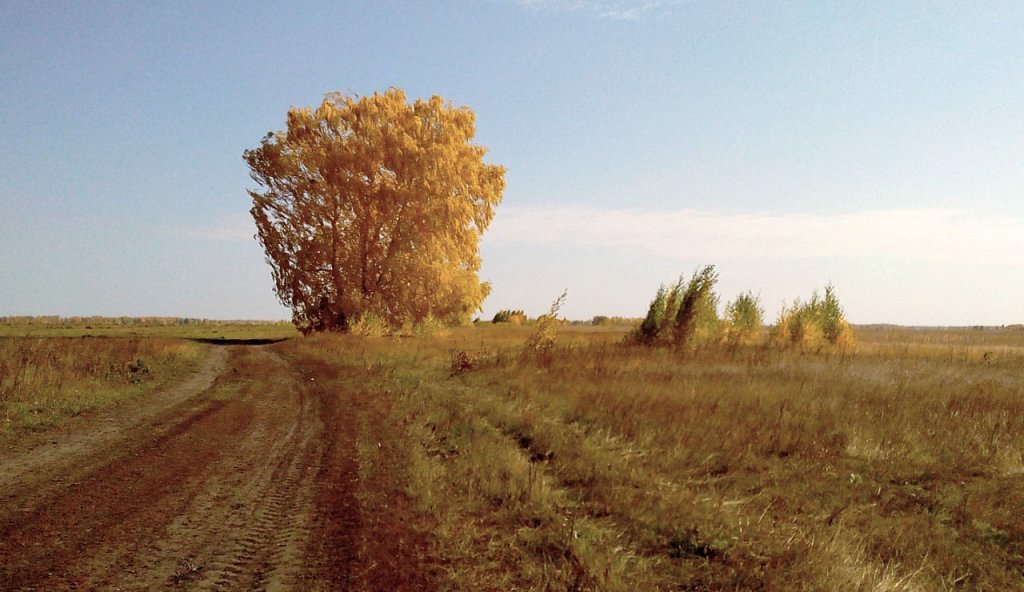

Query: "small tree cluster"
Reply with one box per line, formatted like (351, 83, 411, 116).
(634, 266, 721, 349)
(632, 269, 856, 353)
(492, 309, 527, 325)
(771, 285, 855, 351)
(722, 291, 764, 349)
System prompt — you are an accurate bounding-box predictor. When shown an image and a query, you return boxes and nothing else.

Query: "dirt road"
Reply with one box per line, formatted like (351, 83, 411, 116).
(0, 345, 435, 591)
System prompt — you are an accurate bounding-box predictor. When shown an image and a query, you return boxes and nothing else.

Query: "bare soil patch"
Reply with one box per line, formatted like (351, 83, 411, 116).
(0, 344, 436, 591)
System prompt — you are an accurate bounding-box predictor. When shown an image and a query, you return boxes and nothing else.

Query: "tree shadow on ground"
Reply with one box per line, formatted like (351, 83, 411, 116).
(186, 338, 292, 346)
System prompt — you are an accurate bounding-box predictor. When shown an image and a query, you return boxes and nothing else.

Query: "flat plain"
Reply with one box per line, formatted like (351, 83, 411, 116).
(1, 322, 1022, 590)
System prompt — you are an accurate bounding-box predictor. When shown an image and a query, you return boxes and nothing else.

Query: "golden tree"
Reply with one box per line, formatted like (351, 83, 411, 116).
(245, 89, 505, 333)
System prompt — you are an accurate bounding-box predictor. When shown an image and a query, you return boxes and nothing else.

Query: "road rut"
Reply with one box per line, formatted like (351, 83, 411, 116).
(0, 344, 432, 591)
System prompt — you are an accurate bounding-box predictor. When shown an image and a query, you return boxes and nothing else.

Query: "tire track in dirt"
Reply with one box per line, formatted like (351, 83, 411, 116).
(0, 342, 436, 591)
(297, 356, 364, 591)
(0, 358, 254, 590)
(181, 348, 325, 592)
(294, 356, 438, 592)
(0, 345, 229, 513)
(70, 347, 329, 591)
(0, 346, 348, 591)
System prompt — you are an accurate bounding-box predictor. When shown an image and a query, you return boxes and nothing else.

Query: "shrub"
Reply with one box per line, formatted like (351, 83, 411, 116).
(674, 266, 720, 350)
(636, 285, 668, 345)
(819, 284, 853, 347)
(772, 300, 824, 351)
(411, 315, 451, 337)
(632, 265, 721, 350)
(349, 313, 390, 337)
(493, 310, 527, 325)
(660, 279, 684, 338)
(449, 350, 480, 376)
(635, 272, 851, 354)
(771, 285, 855, 351)
(524, 291, 567, 362)
(723, 292, 764, 348)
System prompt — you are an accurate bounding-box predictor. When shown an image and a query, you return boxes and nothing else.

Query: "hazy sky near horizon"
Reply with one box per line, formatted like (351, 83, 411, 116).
(2, 1, 1022, 325)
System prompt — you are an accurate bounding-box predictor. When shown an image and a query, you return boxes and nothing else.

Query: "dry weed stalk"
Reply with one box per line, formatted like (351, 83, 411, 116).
(523, 290, 567, 362)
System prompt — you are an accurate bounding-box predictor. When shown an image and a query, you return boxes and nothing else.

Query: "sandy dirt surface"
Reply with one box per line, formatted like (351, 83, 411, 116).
(0, 345, 435, 591)
(0, 347, 230, 507)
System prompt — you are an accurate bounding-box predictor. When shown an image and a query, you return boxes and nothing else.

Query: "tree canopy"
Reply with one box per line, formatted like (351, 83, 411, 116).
(245, 89, 505, 333)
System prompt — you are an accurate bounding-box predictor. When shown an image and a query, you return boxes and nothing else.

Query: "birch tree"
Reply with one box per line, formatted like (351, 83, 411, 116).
(245, 89, 505, 333)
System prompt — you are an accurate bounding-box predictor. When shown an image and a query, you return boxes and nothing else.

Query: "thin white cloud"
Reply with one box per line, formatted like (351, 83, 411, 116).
(484, 205, 1024, 266)
(598, 1, 685, 20)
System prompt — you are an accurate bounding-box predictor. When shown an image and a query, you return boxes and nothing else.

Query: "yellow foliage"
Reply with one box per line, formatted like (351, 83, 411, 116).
(245, 88, 505, 334)
(772, 297, 856, 353)
(832, 319, 857, 350)
(721, 321, 764, 348)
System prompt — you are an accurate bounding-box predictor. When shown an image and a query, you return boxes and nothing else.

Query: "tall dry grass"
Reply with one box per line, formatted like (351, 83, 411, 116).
(0, 337, 203, 438)
(286, 324, 1024, 590)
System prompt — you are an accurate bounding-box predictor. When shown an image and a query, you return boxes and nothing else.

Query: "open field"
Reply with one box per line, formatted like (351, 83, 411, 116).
(0, 318, 299, 340)
(2, 323, 1023, 590)
(0, 336, 207, 442)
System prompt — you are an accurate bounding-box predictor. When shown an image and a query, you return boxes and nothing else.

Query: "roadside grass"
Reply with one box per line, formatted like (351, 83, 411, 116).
(0, 337, 205, 441)
(288, 324, 1024, 590)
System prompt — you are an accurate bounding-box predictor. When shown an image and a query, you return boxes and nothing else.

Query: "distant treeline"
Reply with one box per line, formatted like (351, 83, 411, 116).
(0, 316, 291, 326)
(487, 310, 640, 326)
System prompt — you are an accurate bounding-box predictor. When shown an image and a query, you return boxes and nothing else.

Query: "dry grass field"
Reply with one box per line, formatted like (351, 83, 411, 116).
(290, 323, 1024, 591)
(0, 336, 205, 440)
(0, 321, 297, 442)
(2, 321, 1023, 590)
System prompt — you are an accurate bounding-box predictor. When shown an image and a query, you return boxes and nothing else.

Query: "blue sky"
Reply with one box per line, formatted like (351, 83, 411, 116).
(2, 1, 1022, 325)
